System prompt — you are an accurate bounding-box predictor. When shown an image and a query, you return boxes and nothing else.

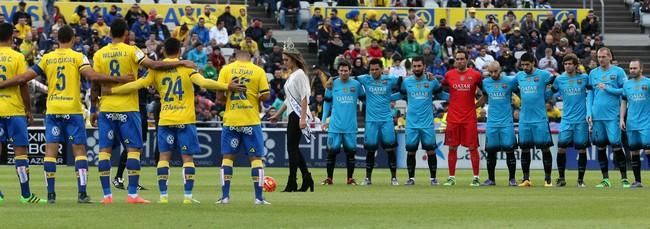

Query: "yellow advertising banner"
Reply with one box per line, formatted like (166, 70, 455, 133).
(0, 1, 246, 27)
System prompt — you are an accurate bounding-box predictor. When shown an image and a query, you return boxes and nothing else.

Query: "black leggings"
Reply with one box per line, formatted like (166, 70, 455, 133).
(287, 112, 310, 178)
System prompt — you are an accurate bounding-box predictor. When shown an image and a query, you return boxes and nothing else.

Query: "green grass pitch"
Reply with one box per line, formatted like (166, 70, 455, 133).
(0, 166, 649, 228)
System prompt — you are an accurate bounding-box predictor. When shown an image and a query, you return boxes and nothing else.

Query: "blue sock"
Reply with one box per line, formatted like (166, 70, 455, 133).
(157, 161, 169, 196)
(44, 157, 57, 194)
(126, 152, 141, 196)
(98, 152, 112, 197)
(14, 155, 30, 198)
(221, 159, 233, 199)
(183, 162, 196, 197)
(251, 159, 264, 200)
(75, 156, 89, 193)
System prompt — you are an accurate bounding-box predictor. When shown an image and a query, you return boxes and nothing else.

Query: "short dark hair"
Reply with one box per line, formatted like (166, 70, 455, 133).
(411, 56, 424, 65)
(369, 58, 383, 68)
(110, 19, 129, 38)
(563, 53, 580, 65)
(454, 50, 468, 59)
(520, 52, 536, 63)
(58, 25, 75, 43)
(163, 38, 182, 56)
(338, 60, 351, 70)
(0, 23, 14, 42)
(314, 7, 321, 11)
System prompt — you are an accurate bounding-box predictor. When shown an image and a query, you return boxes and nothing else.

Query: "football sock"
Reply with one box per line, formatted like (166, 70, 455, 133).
(387, 149, 397, 178)
(220, 159, 233, 198)
(557, 151, 566, 179)
(470, 149, 480, 177)
(183, 162, 195, 198)
(126, 152, 142, 197)
(75, 156, 88, 193)
(597, 148, 609, 179)
(98, 152, 112, 198)
(326, 150, 336, 179)
(44, 156, 56, 194)
(427, 153, 437, 179)
(542, 149, 553, 181)
(251, 159, 264, 200)
(157, 160, 170, 196)
(346, 150, 356, 179)
(632, 154, 641, 183)
(521, 149, 531, 180)
(448, 148, 457, 177)
(506, 151, 516, 180)
(487, 150, 497, 181)
(14, 155, 31, 198)
(578, 152, 587, 181)
(365, 150, 375, 179)
(614, 149, 627, 179)
(407, 153, 416, 178)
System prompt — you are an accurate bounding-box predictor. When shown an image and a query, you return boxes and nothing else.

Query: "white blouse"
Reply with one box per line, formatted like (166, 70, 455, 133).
(283, 69, 311, 116)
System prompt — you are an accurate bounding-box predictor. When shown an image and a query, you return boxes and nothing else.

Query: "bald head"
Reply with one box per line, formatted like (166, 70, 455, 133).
(487, 61, 502, 79)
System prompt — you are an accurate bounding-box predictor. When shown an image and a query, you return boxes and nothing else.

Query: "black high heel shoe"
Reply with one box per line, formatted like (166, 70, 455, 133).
(282, 176, 298, 192)
(298, 172, 314, 192)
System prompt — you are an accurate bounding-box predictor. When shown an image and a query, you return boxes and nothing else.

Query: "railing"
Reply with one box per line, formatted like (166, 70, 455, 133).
(584, 0, 606, 37)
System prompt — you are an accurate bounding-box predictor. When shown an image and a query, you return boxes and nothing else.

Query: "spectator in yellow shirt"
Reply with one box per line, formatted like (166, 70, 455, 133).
(346, 10, 361, 36)
(172, 24, 190, 43)
(15, 17, 31, 40)
(180, 6, 197, 28)
(239, 36, 258, 55)
(91, 16, 110, 38)
(546, 102, 562, 122)
(411, 18, 430, 45)
(228, 26, 244, 48)
(199, 5, 217, 28)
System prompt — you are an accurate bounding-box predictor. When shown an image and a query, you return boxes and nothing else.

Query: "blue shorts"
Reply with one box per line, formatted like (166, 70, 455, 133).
(592, 120, 621, 147)
(364, 121, 397, 151)
(158, 124, 199, 155)
(221, 125, 265, 157)
(327, 132, 357, 152)
(0, 116, 28, 147)
(45, 114, 86, 145)
(98, 112, 143, 149)
(558, 122, 590, 149)
(485, 125, 517, 152)
(626, 129, 650, 151)
(518, 122, 553, 149)
(405, 128, 436, 152)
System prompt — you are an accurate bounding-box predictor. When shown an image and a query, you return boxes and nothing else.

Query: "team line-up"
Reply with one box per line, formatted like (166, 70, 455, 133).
(0, 19, 647, 206)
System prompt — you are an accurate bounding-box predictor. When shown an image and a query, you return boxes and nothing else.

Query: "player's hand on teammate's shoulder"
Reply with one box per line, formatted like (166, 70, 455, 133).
(90, 112, 98, 127)
(227, 80, 247, 92)
(115, 74, 135, 83)
(181, 60, 197, 69)
(101, 85, 114, 96)
(325, 78, 333, 89)
(597, 83, 606, 90)
(427, 72, 435, 81)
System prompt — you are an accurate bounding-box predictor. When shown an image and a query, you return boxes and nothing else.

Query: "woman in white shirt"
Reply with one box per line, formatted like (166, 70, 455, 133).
(270, 44, 314, 192)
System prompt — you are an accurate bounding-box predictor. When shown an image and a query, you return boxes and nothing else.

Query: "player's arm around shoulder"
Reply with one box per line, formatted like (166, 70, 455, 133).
(109, 72, 155, 95)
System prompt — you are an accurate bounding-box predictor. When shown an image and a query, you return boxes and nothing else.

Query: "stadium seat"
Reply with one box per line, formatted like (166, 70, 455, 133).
(266, 73, 274, 82)
(314, 1, 328, 8)
(395, 100, 407, 114)
(178, 0, 191, 4)
(158, 0, 174, 3)
(640, 12, 650, 29)
(424, 0, 439, 8)
(139, 0, 155, 3)
(123, 0, 136, 3)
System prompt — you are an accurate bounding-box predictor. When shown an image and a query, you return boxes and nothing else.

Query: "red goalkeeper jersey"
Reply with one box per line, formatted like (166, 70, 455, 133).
(442, 68, 483, 123)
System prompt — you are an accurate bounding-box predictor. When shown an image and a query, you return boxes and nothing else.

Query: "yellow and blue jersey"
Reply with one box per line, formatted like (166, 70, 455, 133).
(32, 48, 90, 115)
(112, 58, 228, 126)
(93, 43, 147, 113)
(0, 47, 28, 116)
(217, 60, 269, 127)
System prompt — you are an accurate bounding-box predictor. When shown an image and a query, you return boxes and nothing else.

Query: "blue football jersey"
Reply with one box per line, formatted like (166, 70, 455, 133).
(622, 77, 650, 131)
(400, 75, 443, 129)
(482, 74, 518, 127)
(356, 74, 400, 122)
(322, 78, 365, 133)
(552, 73, 592, 124)
(589, 65, 626, 121)
(516, 68, 553, 123)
